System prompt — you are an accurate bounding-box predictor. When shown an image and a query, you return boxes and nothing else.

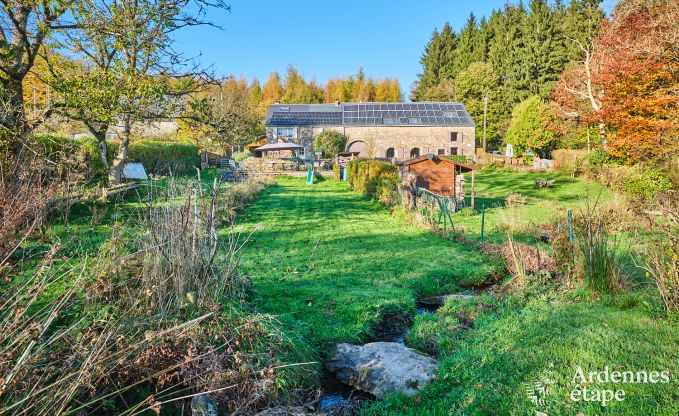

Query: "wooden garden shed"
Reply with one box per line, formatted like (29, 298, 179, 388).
(399, 154, 475, 198)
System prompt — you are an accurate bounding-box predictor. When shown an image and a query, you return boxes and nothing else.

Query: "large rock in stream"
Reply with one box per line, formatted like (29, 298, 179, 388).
(327, 342, 438, 399)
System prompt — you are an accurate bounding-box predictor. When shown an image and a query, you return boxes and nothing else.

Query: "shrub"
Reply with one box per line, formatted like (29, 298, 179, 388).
(332, 162, 340, 180)
(313, 130, 348, 158)
(232, 151, 252, 162)
(587, 148, 618, 167)
(639, 196, 679, 312)
(128, 139, 199, 172)
(443, 154, 469, 164)
(346, 158, 400, 205)
(623, 167, 672, 200)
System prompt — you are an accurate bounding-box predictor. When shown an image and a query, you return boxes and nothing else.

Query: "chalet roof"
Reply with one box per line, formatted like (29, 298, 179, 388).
(265, 102, 475, 127)
(254, 142, 305, 151)
(400, 154, 475, 172)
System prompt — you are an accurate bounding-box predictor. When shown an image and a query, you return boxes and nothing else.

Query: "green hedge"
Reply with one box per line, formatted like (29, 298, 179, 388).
(31, 134, 199, 176)
(347, 158, 400, 206)
(442, 155, 469, 164)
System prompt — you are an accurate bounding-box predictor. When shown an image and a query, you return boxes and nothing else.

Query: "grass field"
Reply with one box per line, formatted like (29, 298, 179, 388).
(236, 175, 677, 415)
(236, 177, 503, 352)
(453, 168, 615, 244)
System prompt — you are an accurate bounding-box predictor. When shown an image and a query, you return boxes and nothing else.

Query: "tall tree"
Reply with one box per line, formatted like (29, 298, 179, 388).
(48, 0, 229, 183)
(261, 71, 283, 108)
(455, 62, 503, 148)
(413, 23, 456, 100)
(452, 13, 483, 77)
(0, 0, 74, 151)
(522, 0, 568, 97)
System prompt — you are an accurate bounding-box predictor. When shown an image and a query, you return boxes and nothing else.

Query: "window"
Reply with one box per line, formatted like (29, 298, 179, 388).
(450, 147, 459, 155)
(386, 148, 395, 158)
(437, 149, 445, 156)
(276, 127, 297, 139)
(450, 132, 458, 142)
(410, 148, 420, 158)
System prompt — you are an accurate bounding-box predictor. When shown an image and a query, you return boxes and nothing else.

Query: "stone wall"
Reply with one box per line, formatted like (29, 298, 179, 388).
(265, 126, 314, 157)
(267, 125, 476, 160)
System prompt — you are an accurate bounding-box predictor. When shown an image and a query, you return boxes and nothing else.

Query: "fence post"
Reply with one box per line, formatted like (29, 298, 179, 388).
(480, 204, 486, 242)
(471, 169, 475, 210)
(567, 209, 574, 243)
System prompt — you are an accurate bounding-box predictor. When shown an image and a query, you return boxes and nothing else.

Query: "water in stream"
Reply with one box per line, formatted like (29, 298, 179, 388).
(316, 303, 439, 414)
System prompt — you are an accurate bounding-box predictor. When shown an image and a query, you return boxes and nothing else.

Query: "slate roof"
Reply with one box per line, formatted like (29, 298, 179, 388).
(265, 102, 475, 127)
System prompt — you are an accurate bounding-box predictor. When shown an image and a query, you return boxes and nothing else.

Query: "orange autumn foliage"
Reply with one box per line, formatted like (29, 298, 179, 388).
(553, 0, 678, 162)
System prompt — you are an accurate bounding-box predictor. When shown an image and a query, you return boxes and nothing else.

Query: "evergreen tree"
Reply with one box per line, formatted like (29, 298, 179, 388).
(488, 3, 529, 106)
(413, 23, 456, 100)
(563, 0, 605, 60)
(452, 13, 482, 76)
(522, 0, 569, 97)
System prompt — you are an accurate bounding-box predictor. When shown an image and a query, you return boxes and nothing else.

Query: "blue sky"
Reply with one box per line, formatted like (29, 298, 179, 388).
(175, 0, 615, 95)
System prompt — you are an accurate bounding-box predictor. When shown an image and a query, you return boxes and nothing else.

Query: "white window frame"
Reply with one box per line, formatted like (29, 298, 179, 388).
(275, 127, 297, 139)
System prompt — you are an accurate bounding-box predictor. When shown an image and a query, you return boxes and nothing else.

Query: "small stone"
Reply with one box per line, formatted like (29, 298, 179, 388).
(191, 394, 218, 416)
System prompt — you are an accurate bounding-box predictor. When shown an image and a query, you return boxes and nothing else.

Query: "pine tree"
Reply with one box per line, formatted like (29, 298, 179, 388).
(413, 23, 456, 100)
(452, 13, 482, 76)
(563, 0, 605, 60)
(522, 0, 569, 97)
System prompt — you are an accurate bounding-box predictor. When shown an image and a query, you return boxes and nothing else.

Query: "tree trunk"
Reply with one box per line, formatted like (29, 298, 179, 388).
(109, 138, 128, 185)
(2, 79, 29, 155)
(108, 118, 131, 185)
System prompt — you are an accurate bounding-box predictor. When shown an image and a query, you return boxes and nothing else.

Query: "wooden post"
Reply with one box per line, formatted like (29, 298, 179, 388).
(471, 169, 475, 210)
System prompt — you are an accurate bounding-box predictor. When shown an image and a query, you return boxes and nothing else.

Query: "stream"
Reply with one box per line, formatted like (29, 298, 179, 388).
(316, 303, 439, 414)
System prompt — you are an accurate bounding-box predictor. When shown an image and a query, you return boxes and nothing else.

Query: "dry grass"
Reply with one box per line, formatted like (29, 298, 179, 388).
(638, 195, 679, 312)
(1, 174, 306, 414)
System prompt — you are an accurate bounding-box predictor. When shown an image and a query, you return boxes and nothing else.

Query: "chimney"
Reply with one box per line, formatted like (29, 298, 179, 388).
(274, 100, 281, 104)
(335, 99, 341, 106)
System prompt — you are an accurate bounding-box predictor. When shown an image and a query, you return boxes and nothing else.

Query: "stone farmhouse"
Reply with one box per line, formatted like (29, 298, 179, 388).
(264, 102, 476, 160)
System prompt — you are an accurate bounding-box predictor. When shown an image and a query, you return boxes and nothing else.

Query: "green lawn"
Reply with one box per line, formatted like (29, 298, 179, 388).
(236, 175, 677, 415)
(453, 168, 615, 244)
(366, 296, 678, 415)
(236, 177, 503, 352)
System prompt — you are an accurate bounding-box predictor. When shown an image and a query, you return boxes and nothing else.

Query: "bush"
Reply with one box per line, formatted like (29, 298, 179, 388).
(587, 148, 618, 167)
(332, 162, 340, 180)
(232, 151, 252, 162)
(623, 167, 673, 200)
(443, 154, 469, 164)
(346, 158, 400, 205)
(128, 140, 199, 172)
(31, 135, 200, 176)
(313, 130, 348, 158)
